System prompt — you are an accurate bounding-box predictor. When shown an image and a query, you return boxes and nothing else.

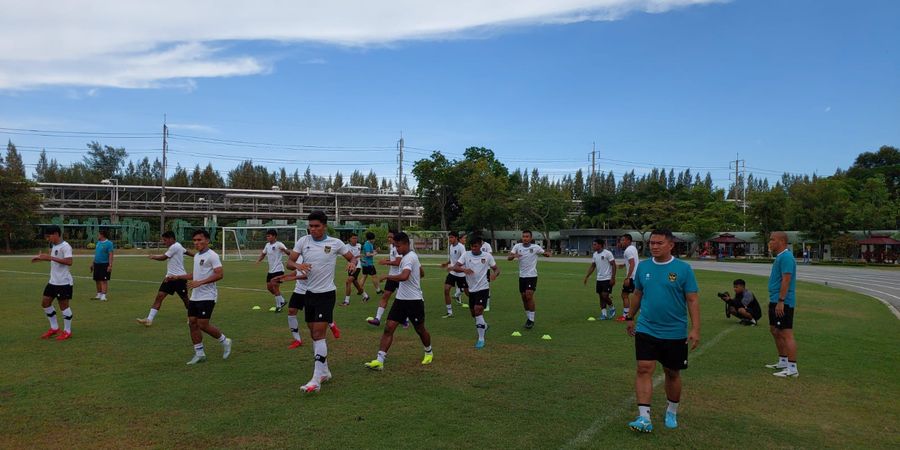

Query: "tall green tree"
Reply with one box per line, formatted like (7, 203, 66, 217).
(788, 178, 851, 256)
(516, 181, 571, 247)
(412, 151, 461, 230)
(83, 141, 128, 181)
(0, 145, 41, 252)
(748, 187, 788, 255)
(459, 159, 511, 245)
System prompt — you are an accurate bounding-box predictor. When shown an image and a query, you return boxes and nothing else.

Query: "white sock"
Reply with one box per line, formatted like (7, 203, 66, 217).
(377, 350, 387, 363)
(779, 355, 788, 366)
(454, 288, 460, 297)
(667, 400, 679, 415)
(623, 307, 630, 316)
(600, 307, 607, 317)
(362, 292, 369, 299)
(375, 307, 385, 320)
(288, 315, 301, 341)
(275, 295, 285, 307)
(526, 311, 535, 321)
(147, 308, 159, 321)
(218, 333, 227, 344)
(194, 343, 206, 357)
(446, 304, 453, 314)
(313, 339, 328, 378)
(638, 404, 651, 420)
(424, 345, 433, 354)
(475, 315, 486, 340)
(344, 295, 350, 302)
(62, 308, 73, 333)
(44, 306, 58, 329)
(788, 361, 798, 372)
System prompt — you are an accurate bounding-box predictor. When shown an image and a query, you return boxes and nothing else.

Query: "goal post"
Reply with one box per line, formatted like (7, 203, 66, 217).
(220, 226, 300, 261)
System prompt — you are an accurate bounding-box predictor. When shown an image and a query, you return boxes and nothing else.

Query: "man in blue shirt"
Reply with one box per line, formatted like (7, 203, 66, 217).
(765, 231, 799, 378)
(361, 232, 382, 295)
(625, 229, 700, 433)
(91, 228, 115, 301)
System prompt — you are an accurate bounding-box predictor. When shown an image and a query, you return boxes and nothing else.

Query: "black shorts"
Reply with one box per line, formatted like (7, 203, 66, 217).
(731, 299, 762, 321)
(347, 268, 361, 279)
(362, 266, 377, 276)
(159, 279, 188, 296)
(635, 332, 688, 371)
(43, 284, 73, 301)
(622, 278, 636, 294)
(187, 300, 216, 319)
(519, 277, 538, 293)
(92, 263, 111, 281)
(266, 271, 284, 283)
(444, 274, 468, 289)
(289, 292, 306, 310)
(384, 279, 400, 293)
(596, 280, 613, 294)
(388, 299, 426, 326)
(468, 289, 490, 310)
(768, 303, 795, 329)
(304, 290, 336, 323)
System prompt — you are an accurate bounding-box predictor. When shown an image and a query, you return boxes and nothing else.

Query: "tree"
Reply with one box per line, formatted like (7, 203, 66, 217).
(458, 159, 512, 246)
(516, 181, 571, 248)
(847, 145, 899, 199)
(830, 233, 858, 259)
(787, 178, 851, 257)
(0, 150, 41, 252)
(848, 175, 898, 233)
(168, 165, 190, 187)
(5, 141, 25, 177)
(412, 151, 461, 230)
(83, 141, 127, 181)
(748, 187, 788, 256)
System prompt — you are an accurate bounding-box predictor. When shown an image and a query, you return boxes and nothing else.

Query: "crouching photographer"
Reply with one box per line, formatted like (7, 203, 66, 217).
(717, 279, 762, 326)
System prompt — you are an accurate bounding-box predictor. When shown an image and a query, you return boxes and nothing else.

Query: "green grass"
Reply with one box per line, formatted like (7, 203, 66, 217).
(1, 255, 898, 449)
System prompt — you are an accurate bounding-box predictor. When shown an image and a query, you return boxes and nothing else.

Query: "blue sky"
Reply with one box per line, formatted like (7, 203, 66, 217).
(1, 0, 898, 188)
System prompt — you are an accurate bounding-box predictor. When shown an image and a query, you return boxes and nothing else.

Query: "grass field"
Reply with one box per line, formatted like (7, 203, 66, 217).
(1, 255, 898, 449)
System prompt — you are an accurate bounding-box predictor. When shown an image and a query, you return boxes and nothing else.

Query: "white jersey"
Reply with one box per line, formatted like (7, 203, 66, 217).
(624, 244, 640, 280)
(292, 235, 350, 294)
(448, 242, 466, 277)
(593, 249, 615, 281)
(388, 244, 401, 276)
(396, 251, 423, 300)
(348, 243, 363, 269)
(164, 242, 188, 277)
(48, 241, 74, 285)
(457, 251, 496, 293)
(292, 254, 309, 294)
(190, 249, 222, 301)
(512, 242, 544, 278)
(263, 241, 288, 273)
(481, 242, 493, 254)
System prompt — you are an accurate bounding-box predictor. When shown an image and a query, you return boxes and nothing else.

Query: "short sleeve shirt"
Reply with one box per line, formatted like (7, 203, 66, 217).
(481, 242, 493, 254)
(190, 249, 222, 301)
(49, 241, 74, 285)
(457, 251, 496, 293)
(362, 241, 375, 267)
(94, 239, 114, 264)
(263, 241, 288, 273)
(388, 244, 402, 276)
(292, 235, 350, 294)
(164, 242, 188, 277)
(624, 244, 640, 279)
(292, 254, 309, 294)
(593, 249, 615, 281)
(768, 250, 797, 307)
(395, 251, 423, 300)
(512, 243, 544, 278)
(448, 243, 466, 277)
(633, 257, 698, 340)
(347, 243, 362, 269)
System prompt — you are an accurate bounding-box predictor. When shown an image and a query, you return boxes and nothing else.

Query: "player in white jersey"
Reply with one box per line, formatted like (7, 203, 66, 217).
(453, 235, 500, 349)
(167, 229, 231, 365)
(272, 254, 310, 349)
(508, 230, 551, 329)
(137, 231, 195, 326)
(583, 238, 617, 320)
(256, 229, 291, 312)
(289, 211, 358, 394)
(365, 232, 433, 370)
(480, 239, 495, 311)
(32, 225, 75, 341)
(618, 234, 641, 321)
(368, 230, 405, 326)
(342, 233, 369, 306)
(440, 231, 468, 318)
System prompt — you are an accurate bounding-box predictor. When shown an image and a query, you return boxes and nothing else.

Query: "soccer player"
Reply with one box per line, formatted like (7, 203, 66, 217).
(453, 235, 500, 349)
(440, 231, 468, 318)
(368, 230, 402, 326)
(365, 231, 433, 370)
(137, 231, 194, 326)
(166, 229, 232, 365)
(617, 234, 640, 321)
(90, 228, 114, 301)
(272, 256, 310, 349)
(583, 238, 617, 320)
(256, 229, 291, 312)
(288, 211, 357, 393)
(765, 231, 799, 378)
(625, 229, 700, 432)
(360, 231, 382, 294)
(508, 230, 550, 329)
(32, 225, 75, 341)
(480, 237, 494, 311)
(342, 233, 368, 306)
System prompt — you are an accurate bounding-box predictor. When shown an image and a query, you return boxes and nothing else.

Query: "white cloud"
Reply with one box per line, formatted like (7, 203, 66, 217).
(0, 0, 720, 90)
(824, 106, 832, 113)
(167, 122, 219, 134)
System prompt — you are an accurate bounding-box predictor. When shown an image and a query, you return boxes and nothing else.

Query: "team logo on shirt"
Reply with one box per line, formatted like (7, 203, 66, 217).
(481, 258, 486, 263)
(668, 272, 677, 282)
(529, 249, 534, 253)
(324, 246, 332, 254)
(54, 250, 58, 255)
(200, 259, 205, 265)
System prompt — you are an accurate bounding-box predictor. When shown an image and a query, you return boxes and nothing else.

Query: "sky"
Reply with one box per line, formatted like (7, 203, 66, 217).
(1, 0, 898, 188)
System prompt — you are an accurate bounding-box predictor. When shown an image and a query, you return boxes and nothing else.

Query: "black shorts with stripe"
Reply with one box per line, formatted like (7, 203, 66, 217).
(444, 274, 468, 289)
(304, 290, 336, 323)
(43, 284, 73, 301)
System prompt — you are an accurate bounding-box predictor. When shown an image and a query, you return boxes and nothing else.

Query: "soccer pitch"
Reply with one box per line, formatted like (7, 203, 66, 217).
(1, 256, 898, 449)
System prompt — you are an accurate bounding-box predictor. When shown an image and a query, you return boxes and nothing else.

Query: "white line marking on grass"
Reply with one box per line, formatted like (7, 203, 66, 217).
(792, 275, 900, 320)
(0, 270, 268, 293)
(562, 326, 737, 449)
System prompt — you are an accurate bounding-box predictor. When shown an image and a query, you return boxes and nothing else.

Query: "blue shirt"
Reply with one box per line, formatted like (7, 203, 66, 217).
(94, 239, 114, 263)
(634, 257, 699, 340)
(768, 249, 797, 307)
(362, 241, 375, 267)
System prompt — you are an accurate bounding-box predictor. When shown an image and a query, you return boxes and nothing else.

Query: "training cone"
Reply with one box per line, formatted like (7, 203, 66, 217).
(541, 334, 552, 340)
(268, 306, 277, 312)
(462, 304, 469, 308)
(252, 305, 261, 310)
(366, 317, 375, 321)
(511, 331, 522, 337)
(587, 317, 597, 321)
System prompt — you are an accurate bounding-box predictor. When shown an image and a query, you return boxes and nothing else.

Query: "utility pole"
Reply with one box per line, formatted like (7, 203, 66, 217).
(729, 153, 747, 230)
(397, 133, 404, 232)
(161, 115, 168, 237)
(590, 142, 596, 195)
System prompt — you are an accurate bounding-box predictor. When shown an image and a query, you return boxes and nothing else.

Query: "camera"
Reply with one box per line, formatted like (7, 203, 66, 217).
(717, 292, 729, 300)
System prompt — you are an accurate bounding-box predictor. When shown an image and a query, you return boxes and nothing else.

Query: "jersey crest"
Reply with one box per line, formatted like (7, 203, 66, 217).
(668, 272, 677, 282)
(324, 245, 332, 254)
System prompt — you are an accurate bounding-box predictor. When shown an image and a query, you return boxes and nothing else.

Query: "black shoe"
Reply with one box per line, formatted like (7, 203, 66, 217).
(739, 319, 752, 326)
(524, 320, 534, 329)
(275, 305, 283, 313)
(376, 290, 384, 295)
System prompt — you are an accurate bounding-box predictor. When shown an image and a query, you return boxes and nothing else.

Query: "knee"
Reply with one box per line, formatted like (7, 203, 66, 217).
(636, 364, 654, 376)
(663, 368, 680, 380)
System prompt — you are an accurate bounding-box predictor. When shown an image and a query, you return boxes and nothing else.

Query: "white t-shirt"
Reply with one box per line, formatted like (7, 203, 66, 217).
(292, 254, 309, 294)
(593, 249, 615, 281)
(191, 249, 222, 301)
(448, 242, 466, 277)
(388, 244, 402, 276)
(164, 242, 188, 277)
(481, 242, 493, 254)
(395, 251, 423, 300)
(512, 243, 544, 278)
(292, 235, 350, 294)
(348, 243, 363, 269)
(49, 241, 74, 286)
(457, 251, 496, 293)
(624, 244, 640, 280)
(263, 241, 288, 273)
